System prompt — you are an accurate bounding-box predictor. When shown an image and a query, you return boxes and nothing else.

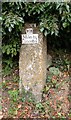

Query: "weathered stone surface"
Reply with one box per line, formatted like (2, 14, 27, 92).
(19, 23, 47, 102)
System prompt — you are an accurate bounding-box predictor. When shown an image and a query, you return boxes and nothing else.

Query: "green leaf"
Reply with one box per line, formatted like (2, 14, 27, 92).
(59, 7, 62, 14)
(9, 27, 12, 32)
(7, 48, 10, 55)
(40, 27, 44, 32)
(2, 46, 6, 53)
(0, 17, 2, 21)
(33, 0, 37, 3)
(11, 24, 14, 28)
(63, 22, 68, 28)
(49, 67, 60, 76)
(51, 31, 54, 35)
(68, 17, 71, 22)
(66, 4, 69, 12)
(36, 103, 43, 109)
(44, 30, 48, 36)
(46, 86, 50, 91)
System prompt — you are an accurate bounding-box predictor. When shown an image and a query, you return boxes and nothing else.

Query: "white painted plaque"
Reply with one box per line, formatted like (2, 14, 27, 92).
(22, 28, 38, 44)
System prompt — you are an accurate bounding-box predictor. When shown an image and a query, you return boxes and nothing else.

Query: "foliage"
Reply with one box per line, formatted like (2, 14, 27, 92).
(2, 2, 71, 73)
(36, 102, 44, 111)
(13, 76, 19, 83)
(44, 50, 71, 94)
(20, 88, 35, 103)
(2, 56, 18, 76)
(8, 106, 18, 116)
(52, 49, 71, 71)
(8, 89, 19, 102)
(2, 59, 13, 76)
(2, 42, 20, 57)
(8, 89, 19, 116)
(49, 67, 60, 76)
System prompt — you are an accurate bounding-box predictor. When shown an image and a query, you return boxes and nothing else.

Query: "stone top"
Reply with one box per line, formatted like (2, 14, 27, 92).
(21, 23, 40, 34)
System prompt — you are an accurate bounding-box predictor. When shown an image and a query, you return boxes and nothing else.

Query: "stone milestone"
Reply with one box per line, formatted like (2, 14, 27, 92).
(19, 23, 47, 102)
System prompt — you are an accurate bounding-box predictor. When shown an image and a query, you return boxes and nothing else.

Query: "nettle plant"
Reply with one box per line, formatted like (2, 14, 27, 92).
(2, 2, 71, 73)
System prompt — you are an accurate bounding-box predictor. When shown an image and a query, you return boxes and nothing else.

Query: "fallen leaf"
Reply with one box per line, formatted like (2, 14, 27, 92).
(18, 104, 22, 109)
